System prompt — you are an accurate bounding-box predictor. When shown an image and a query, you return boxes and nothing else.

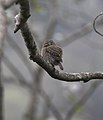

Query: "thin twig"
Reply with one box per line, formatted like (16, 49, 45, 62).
(93, 12, 103, 37)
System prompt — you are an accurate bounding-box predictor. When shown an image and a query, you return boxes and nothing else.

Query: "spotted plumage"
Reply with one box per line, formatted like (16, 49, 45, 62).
(41, 40, 63, 70)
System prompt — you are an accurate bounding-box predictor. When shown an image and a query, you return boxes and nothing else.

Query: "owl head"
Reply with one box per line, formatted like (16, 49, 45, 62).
(43, 40, 56, 47)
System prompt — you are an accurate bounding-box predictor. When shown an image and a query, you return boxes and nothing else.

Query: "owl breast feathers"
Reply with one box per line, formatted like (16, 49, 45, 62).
(41, 40, 63, 70)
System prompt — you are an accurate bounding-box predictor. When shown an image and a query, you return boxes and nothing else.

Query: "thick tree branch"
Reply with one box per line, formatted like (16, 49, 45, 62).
(20, 23, 103, 83)
(14, 0, 103, 83)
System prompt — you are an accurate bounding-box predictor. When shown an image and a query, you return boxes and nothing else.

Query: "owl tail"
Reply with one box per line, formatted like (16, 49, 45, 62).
(59, 63, 63, 70)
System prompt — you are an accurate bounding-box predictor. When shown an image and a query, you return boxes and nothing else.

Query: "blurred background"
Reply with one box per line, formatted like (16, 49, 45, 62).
(3, 0, 103, 120)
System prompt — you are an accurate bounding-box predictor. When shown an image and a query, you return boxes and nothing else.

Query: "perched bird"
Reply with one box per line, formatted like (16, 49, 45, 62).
(41, 40, 63, 70)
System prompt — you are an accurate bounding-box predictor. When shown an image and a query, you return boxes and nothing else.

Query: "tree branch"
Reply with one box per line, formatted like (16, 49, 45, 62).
(14, 0, 31, 33)
(93, 12, 103, 37)
(13, 0, 103, 83)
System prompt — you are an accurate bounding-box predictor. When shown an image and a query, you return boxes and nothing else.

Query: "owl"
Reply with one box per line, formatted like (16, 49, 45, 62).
(41, 40, 63, 70)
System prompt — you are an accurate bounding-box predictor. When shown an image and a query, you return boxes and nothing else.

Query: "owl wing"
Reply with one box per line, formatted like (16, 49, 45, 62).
(46, 45, 63, 62)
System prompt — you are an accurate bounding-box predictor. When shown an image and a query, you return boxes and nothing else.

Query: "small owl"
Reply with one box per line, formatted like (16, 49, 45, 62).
(41, 40, 63, 70)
